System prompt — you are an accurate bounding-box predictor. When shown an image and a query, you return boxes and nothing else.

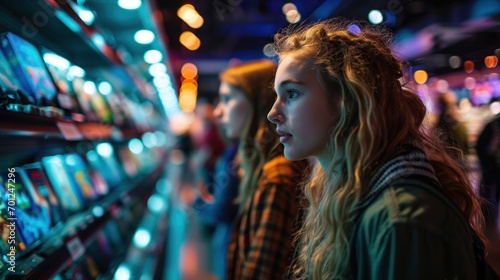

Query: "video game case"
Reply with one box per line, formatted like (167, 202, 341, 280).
(0, 47, 22, 104)
(0, 170, 50, 250)
(0, 32, 56, 105)
(41, 155, 85, 213)
(85, 149, 123, 188)
(0, 202, 25, 272)
(18, 163, 67, 228)
(39, 47, 83, 116)
(61, 154, 99, 205)
(83, 161, 109, 198)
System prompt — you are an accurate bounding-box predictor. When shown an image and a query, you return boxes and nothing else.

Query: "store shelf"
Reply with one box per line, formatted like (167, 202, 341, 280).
(0, 1, 171, 279)
(1, 150, 168, 280)
(0, 109, 154, 141)
(0, 0, 123, 69)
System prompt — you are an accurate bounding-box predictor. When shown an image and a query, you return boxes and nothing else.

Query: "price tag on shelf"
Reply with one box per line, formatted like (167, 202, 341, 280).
(66, 236, 85, 261)
(57, 121, 84, 140)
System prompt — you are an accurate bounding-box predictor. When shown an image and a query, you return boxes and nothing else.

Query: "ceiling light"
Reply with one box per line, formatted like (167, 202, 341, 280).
(464, 60, 474, 73)
(181, 63, 198, 79)
(263, 43, 275, 57)
(68, 65, 86, 78)
(177, 4, 204, 29)
(148, 63, 167, 76)
(449, 56, 461, 69)
(77, 8, 95, 25)
(286, 10, 301, 24)
(134, 30, 155, 44)
(413, 70, 428, 84)
(144, 50, 163, 64)
(282, 3, 298, 14)
(153, 75, 172, 88)
(98, 81, 113, 95)
(179, 31, 201, 51)
(83, 81, 97, 95)
(485, 55, 498, 68)
(128, 138, 144, 155)
(96, 143, 113, 157)
(368, 10, 383, 24)
(118, 0, 141, 10)
(43, 53, 71, 70)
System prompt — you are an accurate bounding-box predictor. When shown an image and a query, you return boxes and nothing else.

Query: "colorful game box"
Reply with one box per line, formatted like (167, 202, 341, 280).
(0, 48, 21, 97)
(84, 162, 109, 197)
(87, 81, 113, 123)
(85, 149, 123, 188)
(62, 154, 98, 205)
(40, 47, 82, 113)
(41, 155, 85, 213)
(0, 32, 56, 105)
(118, 146, 141, 178)
(0, 192, 27, 266)
(19, 163, 67, 228)
(0, 170, 50, 248)
(72, 77, 99, 122)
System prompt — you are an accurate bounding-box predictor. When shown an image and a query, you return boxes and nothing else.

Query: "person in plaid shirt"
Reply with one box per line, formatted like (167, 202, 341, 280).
(213, 59, 310, 280)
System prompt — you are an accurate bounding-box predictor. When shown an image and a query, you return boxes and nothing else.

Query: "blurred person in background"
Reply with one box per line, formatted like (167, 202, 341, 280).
(214, 59, 310, 280)
(189, 100, 227, 277)
(435, 90, 470, 163)
(476, 107, 500, 226)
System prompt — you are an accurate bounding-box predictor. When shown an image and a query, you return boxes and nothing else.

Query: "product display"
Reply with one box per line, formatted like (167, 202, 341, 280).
(0, 47, 21, 105)
(41, 155, 85, 213)
(40, 47, 83, 115)
(0, 1, 173, 279)
(18, 163, 67, 228)
(62, 154, 99, 205)
(0, 32, 56, 105)
(0, 170, 50, 248)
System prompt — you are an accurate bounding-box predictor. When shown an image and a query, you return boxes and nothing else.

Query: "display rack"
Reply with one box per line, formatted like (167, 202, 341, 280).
(0, 0, 172, 278)
(2, 155, 167, 279)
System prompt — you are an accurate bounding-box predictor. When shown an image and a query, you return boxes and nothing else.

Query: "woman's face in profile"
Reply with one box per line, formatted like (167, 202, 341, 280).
(214, 81, 252, 140)
(269, 55, 337, 161)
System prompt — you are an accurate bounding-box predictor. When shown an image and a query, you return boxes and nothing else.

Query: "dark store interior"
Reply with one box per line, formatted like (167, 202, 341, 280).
(0, 0, 499, 279)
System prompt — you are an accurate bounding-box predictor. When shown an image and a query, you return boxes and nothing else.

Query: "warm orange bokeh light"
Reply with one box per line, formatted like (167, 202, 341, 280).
(464, 60, 474, 73)
(413, 70, 428, 84)
(181, 63, 198, 79)
(485, 56, 498, 68)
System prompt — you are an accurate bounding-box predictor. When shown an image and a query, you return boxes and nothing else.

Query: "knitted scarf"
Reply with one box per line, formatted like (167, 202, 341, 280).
(355, 143, 439, 213)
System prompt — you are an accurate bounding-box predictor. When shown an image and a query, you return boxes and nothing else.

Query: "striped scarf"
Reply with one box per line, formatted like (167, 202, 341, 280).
(355, 144, 439, 213)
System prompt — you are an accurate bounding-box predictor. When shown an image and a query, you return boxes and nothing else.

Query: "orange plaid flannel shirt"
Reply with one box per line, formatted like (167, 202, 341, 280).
(226, 155, 309, 280)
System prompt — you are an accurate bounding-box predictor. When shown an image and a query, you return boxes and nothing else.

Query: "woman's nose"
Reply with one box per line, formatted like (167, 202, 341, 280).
(267, 101, 283, 124)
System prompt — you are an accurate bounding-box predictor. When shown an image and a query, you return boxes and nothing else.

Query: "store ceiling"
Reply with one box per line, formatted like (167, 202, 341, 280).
(1, 0, 499, 100)
(152, 0, 500, 98)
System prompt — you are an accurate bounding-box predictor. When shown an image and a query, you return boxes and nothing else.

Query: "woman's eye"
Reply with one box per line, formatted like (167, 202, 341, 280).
(287, 90, 299, 100)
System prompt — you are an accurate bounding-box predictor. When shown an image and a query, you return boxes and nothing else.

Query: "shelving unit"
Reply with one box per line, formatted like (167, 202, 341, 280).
(0, 0, 173, 279)
(2, 155, 167, 279)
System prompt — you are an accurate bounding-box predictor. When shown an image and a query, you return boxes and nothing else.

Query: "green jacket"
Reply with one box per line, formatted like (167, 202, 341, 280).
(351, 180, 477, 280)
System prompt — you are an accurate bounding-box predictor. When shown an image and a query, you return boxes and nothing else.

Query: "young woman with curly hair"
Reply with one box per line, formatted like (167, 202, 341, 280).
(268, 19, 491, 279)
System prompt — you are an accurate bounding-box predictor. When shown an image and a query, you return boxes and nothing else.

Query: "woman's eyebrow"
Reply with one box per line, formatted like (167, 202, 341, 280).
(274, 79, 304, 92)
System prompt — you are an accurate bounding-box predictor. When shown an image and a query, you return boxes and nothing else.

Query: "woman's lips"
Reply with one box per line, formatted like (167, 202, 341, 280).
(276, 129, 292, 143)
(279, 135, 291, 143)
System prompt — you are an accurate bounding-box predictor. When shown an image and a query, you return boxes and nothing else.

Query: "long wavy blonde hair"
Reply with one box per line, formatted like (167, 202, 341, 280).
(219, 60, 281, 210)
(273, 19, 484, 279)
